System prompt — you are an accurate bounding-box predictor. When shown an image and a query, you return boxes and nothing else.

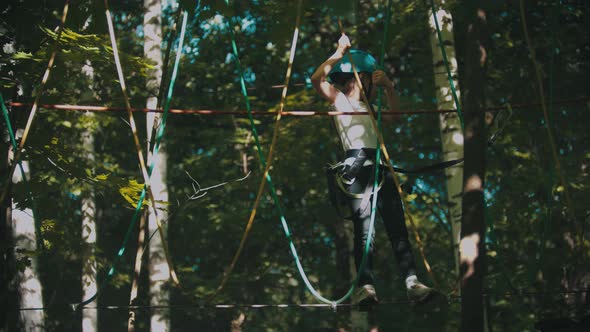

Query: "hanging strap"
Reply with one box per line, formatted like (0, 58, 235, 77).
(206, 0, 303, 302)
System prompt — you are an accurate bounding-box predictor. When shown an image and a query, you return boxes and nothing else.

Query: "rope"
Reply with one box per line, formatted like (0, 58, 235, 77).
(75, 5, 190, 308)
(519, 0, 581, 246)
(17, 288, 589, 311)
(9, 96, 590, 116)
(206, 0, 303, 302)
(0, 0, 70, 204)
(337, 19, 439, 289)
(429, 0, 464, 130)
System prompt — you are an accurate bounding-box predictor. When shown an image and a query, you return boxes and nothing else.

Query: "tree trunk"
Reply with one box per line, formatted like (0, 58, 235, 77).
(429, 0, 464, 278)
(460, 7, 489, 332)
(143, 1, 170, 331)
(128, 212, 147, 332)
(80, 58, 98, 332)
(81, 113, 98, 332)
(2, 114, 20, 330)
(10, 130, 45, 331)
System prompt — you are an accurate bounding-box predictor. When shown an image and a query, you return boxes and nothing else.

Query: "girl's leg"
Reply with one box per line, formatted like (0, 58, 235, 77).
(377, 171, 417, 279)
(347, 167, 375, 286)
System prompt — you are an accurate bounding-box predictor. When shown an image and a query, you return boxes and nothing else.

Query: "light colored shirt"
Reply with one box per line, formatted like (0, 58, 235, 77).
(331, 93, 378, 151)
(331, 93, 380, 166)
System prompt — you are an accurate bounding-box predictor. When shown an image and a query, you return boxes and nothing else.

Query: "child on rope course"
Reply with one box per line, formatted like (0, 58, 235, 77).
(311, 33, 435, 306)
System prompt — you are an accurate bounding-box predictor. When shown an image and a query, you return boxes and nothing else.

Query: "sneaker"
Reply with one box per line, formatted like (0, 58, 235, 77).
(407, 282, 436, 303)
(353, 284, 379, 306)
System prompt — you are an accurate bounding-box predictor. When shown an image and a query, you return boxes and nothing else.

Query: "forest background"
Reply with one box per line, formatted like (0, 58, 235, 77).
(1, 0, 589, 331)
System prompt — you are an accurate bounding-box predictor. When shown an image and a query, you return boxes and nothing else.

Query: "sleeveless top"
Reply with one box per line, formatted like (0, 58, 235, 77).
(331, 93, 378, 152)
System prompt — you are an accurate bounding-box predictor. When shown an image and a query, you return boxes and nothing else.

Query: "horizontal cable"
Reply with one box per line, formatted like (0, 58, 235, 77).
(8, 96, 589, 116)
(16, 288, 588, 311)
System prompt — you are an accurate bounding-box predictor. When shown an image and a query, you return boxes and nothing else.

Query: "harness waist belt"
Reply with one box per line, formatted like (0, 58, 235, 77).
(345, 148, 377, 160)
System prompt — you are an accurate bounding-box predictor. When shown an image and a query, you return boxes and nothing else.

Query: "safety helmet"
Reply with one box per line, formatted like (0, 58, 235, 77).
(329, 49, 377, 80)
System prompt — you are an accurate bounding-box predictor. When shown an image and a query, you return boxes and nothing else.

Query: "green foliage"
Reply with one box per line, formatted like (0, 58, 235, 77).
(1, 0, 589, 331)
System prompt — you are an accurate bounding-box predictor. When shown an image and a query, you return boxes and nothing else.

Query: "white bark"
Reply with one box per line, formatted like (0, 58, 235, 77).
(80, 58, 98, 332)
(144, 1, 170, 331)
(11, 130, 45, 331)
(81, 112, 98, 332)
(429, 2, 464, 276)
(147, 102, 169, 332)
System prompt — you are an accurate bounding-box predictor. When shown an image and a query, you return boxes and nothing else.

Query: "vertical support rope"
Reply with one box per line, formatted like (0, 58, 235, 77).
(206, 0, 303, 302)
(337, 18, 439, 289)
(75, 6, 190, 308)
(0, 0, 70, 204)
(519, 0, 580, 246)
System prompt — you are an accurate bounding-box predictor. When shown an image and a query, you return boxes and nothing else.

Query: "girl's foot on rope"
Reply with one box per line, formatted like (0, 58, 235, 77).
(406, 275, 440, 304)
(407, 282, 437, 304)
(353, 284, 379, 309)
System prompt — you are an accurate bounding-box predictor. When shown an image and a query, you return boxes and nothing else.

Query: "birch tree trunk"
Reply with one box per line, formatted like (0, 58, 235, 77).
(460, 7, 489, 332)
(428, 0, 464, 277)
(144, 1, 170, 331)
(10, 129, 45, 331)
(81, 114, 98, 332)
(80, 58, 98, 332)
(128, 212, 147, 332)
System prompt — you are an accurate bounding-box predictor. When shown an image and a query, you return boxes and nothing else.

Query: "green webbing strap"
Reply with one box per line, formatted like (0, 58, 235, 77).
(1, 93, 43, 249)
(1, 94, 23, 178)
(75, 9, 190, 309)
(361, 0, 392, 303)
(206, 0, 303, 303)
(429, 0, 464, 130)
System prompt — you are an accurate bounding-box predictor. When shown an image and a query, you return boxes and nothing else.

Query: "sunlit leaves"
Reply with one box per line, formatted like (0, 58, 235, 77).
(118, 179, 145, 208)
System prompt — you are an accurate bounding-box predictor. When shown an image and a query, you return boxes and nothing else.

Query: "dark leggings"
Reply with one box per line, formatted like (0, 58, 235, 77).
(345, 166, 416, 286)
